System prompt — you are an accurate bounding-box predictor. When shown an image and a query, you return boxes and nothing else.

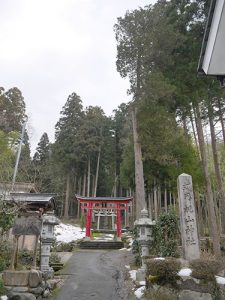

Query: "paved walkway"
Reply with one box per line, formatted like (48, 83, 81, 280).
(53, 249, 134, 300)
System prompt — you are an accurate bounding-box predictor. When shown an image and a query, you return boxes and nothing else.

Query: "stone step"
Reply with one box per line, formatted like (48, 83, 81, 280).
(79, 241, 124, 249)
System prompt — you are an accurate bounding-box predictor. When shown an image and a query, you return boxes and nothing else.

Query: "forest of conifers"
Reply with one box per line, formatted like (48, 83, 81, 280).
(0, 0, 225, 254)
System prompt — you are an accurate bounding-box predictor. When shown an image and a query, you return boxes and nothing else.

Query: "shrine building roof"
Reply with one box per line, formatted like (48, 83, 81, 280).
(76, 195, 133, 203)
(5, 193, 57, 210)
(198, 0, 225, 79)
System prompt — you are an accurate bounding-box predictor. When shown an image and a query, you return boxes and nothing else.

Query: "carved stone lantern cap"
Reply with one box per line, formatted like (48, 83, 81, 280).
(141, 208, 148, 218)
(43, 214, 60, 225)
(134, 208, 155, 226)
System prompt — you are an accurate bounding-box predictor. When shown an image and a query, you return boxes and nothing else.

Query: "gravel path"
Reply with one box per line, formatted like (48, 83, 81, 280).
(53, 249, 134, 300)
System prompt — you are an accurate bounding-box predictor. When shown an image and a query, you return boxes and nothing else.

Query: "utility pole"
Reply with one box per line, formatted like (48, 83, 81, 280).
(12, 118, 28, 191)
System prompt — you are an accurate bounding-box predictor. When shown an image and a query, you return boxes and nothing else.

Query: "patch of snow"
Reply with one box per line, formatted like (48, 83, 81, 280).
(129, 269, 137, 281)
(178, 268, 192, 277)
(54, 223, 86, 243)
(134, 286, 145, 299)
(125, 265, 131, 270)
(1, 296, 8, 300)
(139, 280, 146, 285)
(119, 248, 127, 251)
(154, 257, 165, 260)
(216, 276, 225, 285)
(128, 237, 133, 247)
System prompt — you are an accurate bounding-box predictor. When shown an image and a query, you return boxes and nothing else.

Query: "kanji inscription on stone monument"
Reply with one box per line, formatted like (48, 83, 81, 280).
(177, 173, 200, 260)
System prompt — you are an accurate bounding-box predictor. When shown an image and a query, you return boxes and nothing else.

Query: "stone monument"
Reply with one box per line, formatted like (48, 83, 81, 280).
(134, 208, 155, 281)
(177, 173, 200, 260)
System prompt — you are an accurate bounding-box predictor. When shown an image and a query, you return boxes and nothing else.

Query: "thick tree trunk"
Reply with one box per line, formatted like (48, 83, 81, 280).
(158, 185, 161, 213)
(72, 176, 77, 217)
(195, 104, 221, 256)
(217, 98, 225, 148)
(94, 147, 101, 197)
(190, 110, 201, 158)
(132, 107, 145, 218)
(92, 175, 95, 197)
(78, 177, 82, 195)
(64, 173, 70, 219)
(87, 157, 91, 197)
(182, 113, 189, 140)
(208, 100, 225, 233)
(195, 191, 204, 236)
(164, 185, 167, 213)
(154, 178, 158, 221)
(148, 193, 152, 220)
(82, 173, 86, 196)
(112, 171, 117, 197)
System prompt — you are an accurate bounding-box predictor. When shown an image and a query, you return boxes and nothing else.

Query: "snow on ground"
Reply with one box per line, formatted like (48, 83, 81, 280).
(0, 296, 8, 300)
(54, 223, 86, 243)
(129, 269, 137, 281)
(178, 268, 192, 277)
(134, 286, 145, 299)
(216, 276, 225, 285)
(128, 237, 134, 247)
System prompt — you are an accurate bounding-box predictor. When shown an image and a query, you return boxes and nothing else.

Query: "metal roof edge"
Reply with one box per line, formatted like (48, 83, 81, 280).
(197, 0, 217, 74)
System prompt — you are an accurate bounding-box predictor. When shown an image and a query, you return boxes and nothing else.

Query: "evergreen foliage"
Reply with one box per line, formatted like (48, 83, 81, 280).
(152, 209, 180, 257)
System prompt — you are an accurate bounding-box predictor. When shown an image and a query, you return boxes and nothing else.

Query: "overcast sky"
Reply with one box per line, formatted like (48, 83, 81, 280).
(0, 0, 154, 155)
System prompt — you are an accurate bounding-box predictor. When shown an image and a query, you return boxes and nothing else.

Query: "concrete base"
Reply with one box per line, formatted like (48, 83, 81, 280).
(3, 270, 30, 287)
(3, 269, 45, 299)
(3, 269, 42, 287)
(136, 267, 146, 281)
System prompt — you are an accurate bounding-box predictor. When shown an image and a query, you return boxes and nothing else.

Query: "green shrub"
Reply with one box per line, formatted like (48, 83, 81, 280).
(18, 248, 33, 266)
(80, 215, 85, 232)
(0, 278, 4, 295)
(190, 258, 223, 281)
(50, 252, 61, 264)
(0, 241, 12, 271)
(54, 241, 76, 252)
(132, 239, 141, 266)
(152, 208, 180, 257)
(146, 257, 181, 285)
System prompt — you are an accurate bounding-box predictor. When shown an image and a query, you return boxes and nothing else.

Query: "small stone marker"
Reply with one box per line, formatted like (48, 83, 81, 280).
(177, 173, 200, 260)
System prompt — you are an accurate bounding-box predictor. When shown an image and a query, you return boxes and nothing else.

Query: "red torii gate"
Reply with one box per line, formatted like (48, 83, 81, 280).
(76, 195, 133, 239)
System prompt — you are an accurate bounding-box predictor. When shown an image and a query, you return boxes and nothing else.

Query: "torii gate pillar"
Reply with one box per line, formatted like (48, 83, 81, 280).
(85, 203, 92, 239)
(116, 204, 121, 240)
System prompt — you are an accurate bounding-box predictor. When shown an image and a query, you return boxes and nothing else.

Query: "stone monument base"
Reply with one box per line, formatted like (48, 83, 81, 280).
(3, 269, 51, 299)
(136, 267, 146, 281)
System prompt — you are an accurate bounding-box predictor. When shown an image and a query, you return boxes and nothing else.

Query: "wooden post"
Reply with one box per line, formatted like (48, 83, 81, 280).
(112, 213, 115, 230)
(11, 235, 19, 270)
(97, 214, 100, 230)
(32, 235, 39, 269)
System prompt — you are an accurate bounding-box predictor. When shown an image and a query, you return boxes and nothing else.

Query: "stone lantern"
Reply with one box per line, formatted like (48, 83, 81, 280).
(134, 208, 155, 281)
(41, 213, 60, 278)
